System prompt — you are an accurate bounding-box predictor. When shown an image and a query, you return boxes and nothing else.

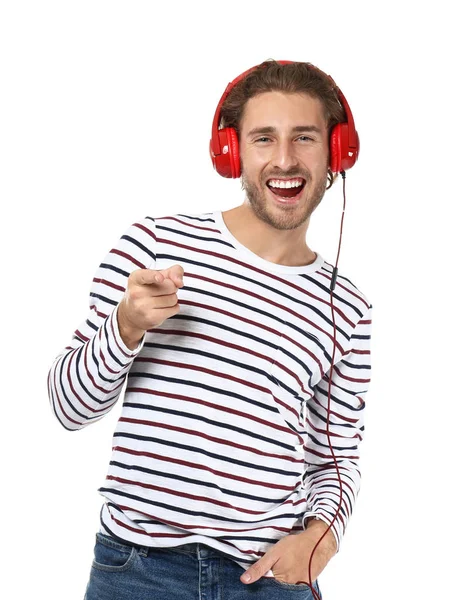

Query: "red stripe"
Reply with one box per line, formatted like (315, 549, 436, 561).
(133, 221, 157, 242)
(126, 385, 298, 437)
(328, 363, 371, 384)
(107, 474, 292, 515)
(110, 448, 296, 490)
(306, 418, 362, 441)
(109, 248, 145, 269)
(118, 416, 303, 463)
(116, 502, 305, 534)
(94, 277, 125, 293)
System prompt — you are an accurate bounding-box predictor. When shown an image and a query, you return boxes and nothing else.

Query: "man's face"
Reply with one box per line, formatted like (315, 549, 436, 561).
(239, 91, 329, 231)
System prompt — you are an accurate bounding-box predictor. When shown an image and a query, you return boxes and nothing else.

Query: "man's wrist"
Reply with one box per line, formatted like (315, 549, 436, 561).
(117, 304, 146, 350)
(304, 517, 337, 553)
(305, 516, 323, 529)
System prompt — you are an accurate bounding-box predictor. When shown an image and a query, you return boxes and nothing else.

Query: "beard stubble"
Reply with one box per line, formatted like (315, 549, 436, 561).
(240, 168, 328, 232)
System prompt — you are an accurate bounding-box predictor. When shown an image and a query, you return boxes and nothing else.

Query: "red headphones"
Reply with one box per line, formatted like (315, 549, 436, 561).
(209, 60, 359, 178)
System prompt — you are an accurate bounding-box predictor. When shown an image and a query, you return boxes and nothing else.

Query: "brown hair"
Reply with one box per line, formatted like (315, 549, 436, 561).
(220, 59, 346, 189)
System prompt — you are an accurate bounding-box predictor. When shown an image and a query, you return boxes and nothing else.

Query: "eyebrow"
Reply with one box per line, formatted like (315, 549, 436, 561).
(246, 125, 323, 138)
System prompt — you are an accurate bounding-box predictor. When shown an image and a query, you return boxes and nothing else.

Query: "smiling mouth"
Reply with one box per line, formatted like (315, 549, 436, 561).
(266, 178, 306, 199)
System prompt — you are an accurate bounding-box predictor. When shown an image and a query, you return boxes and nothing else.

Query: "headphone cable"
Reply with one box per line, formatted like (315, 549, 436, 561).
(297, 170, 347, 597)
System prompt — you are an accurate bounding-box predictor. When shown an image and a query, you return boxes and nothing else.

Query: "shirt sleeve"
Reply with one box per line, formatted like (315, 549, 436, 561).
(301, 304, 373, 553)
(46, 216, 157, 431)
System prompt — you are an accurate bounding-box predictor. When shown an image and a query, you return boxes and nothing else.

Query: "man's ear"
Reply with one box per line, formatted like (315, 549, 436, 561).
(326, 168, 336, 190)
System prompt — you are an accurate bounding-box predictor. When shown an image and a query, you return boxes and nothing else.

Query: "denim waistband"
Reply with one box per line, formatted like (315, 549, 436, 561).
(163, 542, 224, 559)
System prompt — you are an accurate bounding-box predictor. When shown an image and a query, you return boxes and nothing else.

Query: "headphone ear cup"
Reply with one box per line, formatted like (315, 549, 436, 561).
(227, 128, 241, 178)
(329, 124, 341, 174)
(329, 123, 359, 173)
(210, 127, 241, 178)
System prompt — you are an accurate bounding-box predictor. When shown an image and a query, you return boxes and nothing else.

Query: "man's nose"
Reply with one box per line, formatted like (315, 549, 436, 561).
(271, 140, 299, 171)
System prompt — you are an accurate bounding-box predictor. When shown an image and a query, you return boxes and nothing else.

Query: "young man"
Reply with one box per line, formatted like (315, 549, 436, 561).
(47, 60, 372, 599)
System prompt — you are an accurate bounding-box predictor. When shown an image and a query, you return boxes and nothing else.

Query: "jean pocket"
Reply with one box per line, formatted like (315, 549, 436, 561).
(267, 577, 311, 591)
(267, 576, 322, 595)
(91, 532, 138, 572)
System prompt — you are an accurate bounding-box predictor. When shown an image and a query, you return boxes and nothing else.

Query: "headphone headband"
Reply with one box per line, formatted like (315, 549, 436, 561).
(210, 60, 359, 177)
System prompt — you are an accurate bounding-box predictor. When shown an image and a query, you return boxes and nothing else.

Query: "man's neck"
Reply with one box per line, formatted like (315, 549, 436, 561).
(221, 204, 316, 267)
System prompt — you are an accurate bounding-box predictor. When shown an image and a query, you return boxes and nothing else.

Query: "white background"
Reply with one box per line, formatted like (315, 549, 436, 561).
(1, 1, 465, 598)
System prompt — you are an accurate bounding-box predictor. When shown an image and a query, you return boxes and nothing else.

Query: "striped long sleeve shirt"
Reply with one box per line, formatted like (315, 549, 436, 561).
(47, 210, 373, 575)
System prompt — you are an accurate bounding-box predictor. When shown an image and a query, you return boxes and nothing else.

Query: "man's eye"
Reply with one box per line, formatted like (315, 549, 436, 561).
(255, 136, 316, 143)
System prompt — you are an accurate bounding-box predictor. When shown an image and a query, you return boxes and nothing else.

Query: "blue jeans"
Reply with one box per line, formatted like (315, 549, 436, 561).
(84, 531, 323, 599)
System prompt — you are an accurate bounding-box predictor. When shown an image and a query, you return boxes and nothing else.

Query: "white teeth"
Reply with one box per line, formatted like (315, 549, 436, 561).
(268, 179, 303, 189)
